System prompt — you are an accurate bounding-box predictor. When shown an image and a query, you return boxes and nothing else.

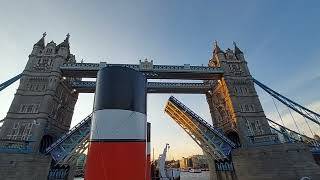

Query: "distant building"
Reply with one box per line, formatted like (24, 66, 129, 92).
(190, 155, 208, 169)
(179, 157, 190, 169)
(166, 160, 180, 168)
(179, 155, 208, 169)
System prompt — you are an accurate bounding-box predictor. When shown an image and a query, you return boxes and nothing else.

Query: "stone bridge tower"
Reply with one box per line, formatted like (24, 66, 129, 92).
(206, 42, 275, 147)
(0, 33, 78, 179)
(206, 42, 320, 180)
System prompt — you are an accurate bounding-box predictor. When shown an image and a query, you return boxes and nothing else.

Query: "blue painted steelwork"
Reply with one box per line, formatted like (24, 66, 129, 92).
(268, 118, 320, 155)
(60, 62, 223, 79)
(46, 114, 92, 164)
(268, 119, 320, 154)
(70, 80, 212, 94)
(0, 147, 32, 154)
(147, 82, 211, 94)
(48, 165, 70, 180)
(0, 139, 33, 154)
(268, 118, 318, 144)
(254, 79, 320, 126)
(216, 161, 234, 171)
(165, 96, 235, 160)
(0, 73, 22, 91)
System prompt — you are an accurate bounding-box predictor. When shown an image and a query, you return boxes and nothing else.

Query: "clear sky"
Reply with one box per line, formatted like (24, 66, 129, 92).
(0, 0, 320, 160)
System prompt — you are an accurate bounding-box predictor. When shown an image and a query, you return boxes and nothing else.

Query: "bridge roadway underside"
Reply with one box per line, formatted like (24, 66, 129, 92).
(71, 81, 212, 94)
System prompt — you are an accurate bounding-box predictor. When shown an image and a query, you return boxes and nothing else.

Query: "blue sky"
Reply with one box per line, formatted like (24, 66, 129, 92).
(0, 0, 320, 159)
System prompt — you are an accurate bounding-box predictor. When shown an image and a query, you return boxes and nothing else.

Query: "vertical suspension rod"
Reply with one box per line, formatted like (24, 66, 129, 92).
(287, 107, 302, 134)
(253, 78, 320, 126)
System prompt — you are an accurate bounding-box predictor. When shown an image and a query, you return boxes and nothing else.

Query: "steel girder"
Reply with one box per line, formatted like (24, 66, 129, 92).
(70, 80, 212, 94)
(60, 63, 223, 79)
(46, 114, 92, 164)
(165, 96, 235, 161)
(0, 73, 22, 91)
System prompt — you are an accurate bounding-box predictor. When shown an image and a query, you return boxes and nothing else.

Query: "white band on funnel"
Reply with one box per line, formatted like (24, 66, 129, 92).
(90, 109, 146, 141)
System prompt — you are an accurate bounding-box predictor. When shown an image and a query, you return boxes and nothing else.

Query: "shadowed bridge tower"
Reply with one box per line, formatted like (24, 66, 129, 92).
(0, 33, 78, 179)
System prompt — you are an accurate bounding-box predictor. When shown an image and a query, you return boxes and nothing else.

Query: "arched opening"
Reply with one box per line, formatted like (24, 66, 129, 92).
(39, 135, 53, 153)
(226, 131, 241, 147)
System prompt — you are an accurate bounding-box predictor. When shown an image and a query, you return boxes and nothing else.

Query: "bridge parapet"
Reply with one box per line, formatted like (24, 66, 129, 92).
(61, 62, 219, 72)
(62, 62, 100, 70)
(147, 82, 211, 88)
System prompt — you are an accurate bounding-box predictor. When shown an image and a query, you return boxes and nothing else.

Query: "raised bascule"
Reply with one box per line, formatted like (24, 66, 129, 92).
(0, 34, 320, 180)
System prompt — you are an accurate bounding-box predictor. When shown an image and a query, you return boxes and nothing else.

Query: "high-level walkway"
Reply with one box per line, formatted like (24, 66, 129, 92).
(60, 62, 223, 79)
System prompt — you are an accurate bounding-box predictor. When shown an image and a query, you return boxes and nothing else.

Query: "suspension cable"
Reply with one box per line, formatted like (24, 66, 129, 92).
(303, 115, 314, 137)
(253, 78, 320, 126)
(287, 107, 302, 134)
(0, 73, 22, 91)
(272, 97, 285, 126)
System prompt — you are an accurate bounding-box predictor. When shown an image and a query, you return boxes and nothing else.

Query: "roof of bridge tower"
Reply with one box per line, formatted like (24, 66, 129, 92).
(58, 33, 70, 48)
(213, 40, 224, 54)
(34, 32, 46, 48)
(233, 41, 243, 54)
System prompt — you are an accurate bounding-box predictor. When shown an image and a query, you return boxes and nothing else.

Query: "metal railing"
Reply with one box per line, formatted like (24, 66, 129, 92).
(169, 96, 236, 147)
(165, 96, 236, 160)
(46, 114, 92, 154)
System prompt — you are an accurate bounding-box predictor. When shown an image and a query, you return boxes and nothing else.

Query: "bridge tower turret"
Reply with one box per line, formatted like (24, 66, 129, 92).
(0, 33, 78, 153)
(206, 42, 275, 147)
(31, 32, 46, 55)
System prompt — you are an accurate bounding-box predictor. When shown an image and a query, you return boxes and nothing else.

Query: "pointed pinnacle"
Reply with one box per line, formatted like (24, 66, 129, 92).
(213, 40, 223, 54)
(234, 41, 243, 54)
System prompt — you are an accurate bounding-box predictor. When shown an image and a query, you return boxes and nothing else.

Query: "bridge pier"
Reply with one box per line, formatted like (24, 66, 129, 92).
(231, 143, 320, 180)
(206, 153, 218, 180)
(0, 153, 51, 180)
(207, 143, 320, 180)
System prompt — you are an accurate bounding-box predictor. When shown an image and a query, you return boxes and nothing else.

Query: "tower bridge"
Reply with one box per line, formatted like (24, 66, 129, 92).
(0, 34, 320, 180)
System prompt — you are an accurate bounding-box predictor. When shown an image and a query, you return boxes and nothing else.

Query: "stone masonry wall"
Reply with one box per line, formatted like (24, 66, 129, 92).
(0, 153, 51, 180)
(232, 143, 320, 180)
